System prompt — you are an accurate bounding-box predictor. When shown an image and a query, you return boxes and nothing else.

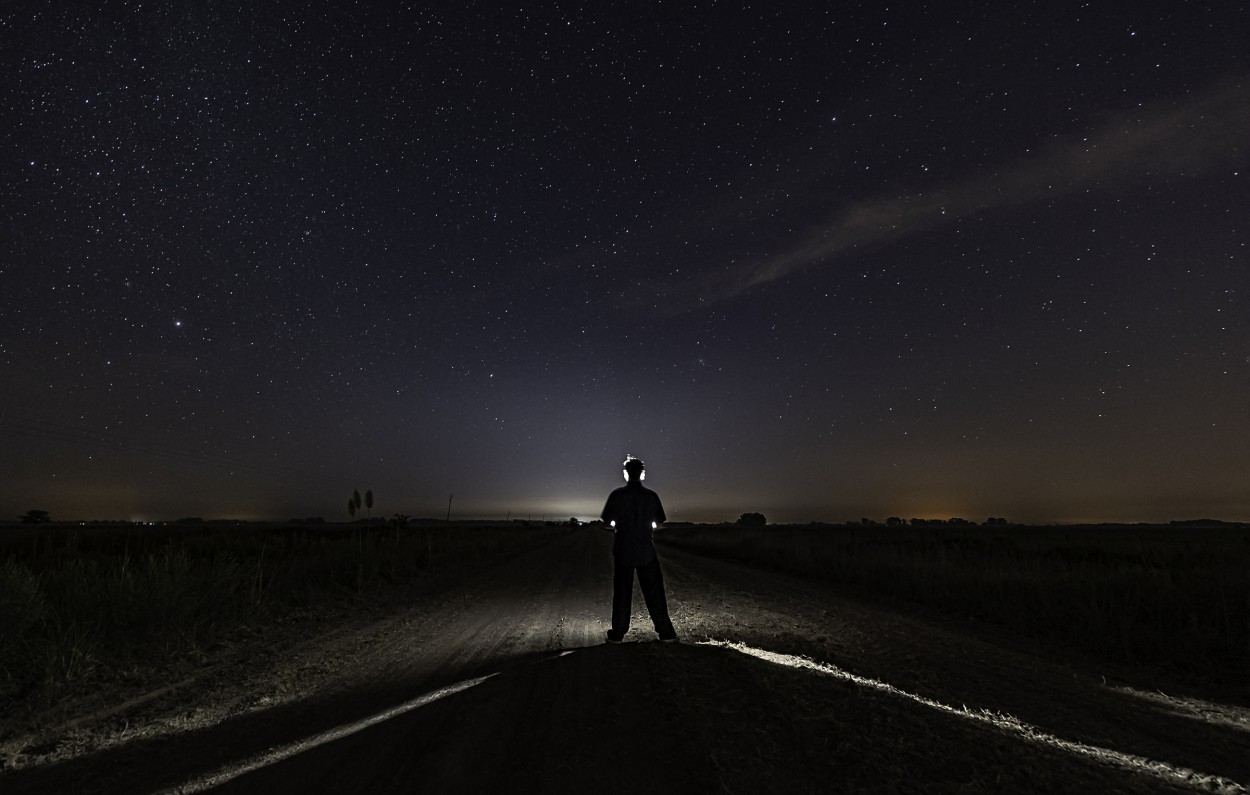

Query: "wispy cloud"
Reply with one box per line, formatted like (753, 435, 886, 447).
(706, 75, 1250, 302)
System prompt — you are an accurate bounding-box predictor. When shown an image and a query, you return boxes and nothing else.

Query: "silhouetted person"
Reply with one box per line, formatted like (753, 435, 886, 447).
(601, 455, 677, 643)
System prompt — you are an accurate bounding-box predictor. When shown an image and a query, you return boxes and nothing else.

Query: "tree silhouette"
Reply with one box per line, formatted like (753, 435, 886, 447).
(391, 512, 409, 545)
(349, 489, 365, 590)
(20, 509, 51, 524)
(365, 489, 374, 525)
(736, 512, 766, 527)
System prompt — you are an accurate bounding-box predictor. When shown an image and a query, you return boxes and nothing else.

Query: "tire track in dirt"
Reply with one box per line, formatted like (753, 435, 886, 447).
(659, 543, 1250, 792)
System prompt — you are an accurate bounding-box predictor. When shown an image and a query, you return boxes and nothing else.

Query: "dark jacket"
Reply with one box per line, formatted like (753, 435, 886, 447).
(601, 481, 667, 566)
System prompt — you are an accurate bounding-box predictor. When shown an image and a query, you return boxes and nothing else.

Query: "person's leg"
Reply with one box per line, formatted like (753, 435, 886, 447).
(609, 559, 634, 640)
(637, 555, 676, 640)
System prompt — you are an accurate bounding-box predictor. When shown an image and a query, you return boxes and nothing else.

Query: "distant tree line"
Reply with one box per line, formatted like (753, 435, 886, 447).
(875, 516, 1010, 527)
(726, 513, 1010, 528)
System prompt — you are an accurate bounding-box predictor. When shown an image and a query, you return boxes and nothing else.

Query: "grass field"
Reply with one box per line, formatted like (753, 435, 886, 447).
(5, 520, 1245, 714)
(0, 521, 573, 709)
(660, 523, 1250, 692)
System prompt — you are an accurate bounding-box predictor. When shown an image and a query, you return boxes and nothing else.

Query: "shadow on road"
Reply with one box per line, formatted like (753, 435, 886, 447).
(660, 544, 1250, 791)
(5, 639, 1239, 795)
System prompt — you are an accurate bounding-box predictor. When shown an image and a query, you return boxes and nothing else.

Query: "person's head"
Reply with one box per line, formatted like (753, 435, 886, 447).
(622, 455, 645, 483)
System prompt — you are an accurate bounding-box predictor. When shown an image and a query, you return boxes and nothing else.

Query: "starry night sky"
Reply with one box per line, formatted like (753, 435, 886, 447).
(3, 3, 1247, 524)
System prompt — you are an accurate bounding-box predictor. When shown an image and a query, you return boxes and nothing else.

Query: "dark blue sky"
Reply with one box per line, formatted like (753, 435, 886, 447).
(3, 3, 1247, 523)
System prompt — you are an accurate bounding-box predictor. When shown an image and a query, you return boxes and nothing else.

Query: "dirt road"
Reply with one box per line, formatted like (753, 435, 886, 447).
(3, 529, 1247, 794)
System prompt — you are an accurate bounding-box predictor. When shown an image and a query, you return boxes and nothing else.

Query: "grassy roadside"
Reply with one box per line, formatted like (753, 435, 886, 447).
(660, 524, 1249, 691)
(0, 523, 574, 713)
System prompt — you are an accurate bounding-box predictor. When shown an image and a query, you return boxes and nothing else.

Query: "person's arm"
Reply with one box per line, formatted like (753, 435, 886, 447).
(654, 493, 667, 527)
(601, 492, 618, 532)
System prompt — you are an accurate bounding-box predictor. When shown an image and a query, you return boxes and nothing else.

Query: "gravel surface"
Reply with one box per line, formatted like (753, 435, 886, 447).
(1, 530, 1246, 794)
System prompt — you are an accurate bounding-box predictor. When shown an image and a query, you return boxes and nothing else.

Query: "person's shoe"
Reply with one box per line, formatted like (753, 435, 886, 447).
(606, 632, 623, 644)
(659, 635, 679, 643)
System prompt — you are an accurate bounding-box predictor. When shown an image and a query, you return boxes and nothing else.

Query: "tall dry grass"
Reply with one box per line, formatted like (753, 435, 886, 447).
(0, 523, 570, 707)
(661, 524, 1249, 688)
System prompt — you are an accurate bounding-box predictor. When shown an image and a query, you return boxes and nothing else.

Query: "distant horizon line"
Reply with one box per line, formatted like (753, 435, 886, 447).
(4, 516, 1246, 528)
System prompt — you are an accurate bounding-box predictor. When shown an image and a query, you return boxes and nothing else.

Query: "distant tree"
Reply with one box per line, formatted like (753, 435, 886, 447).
(365, 489, 374, 524)
(348, 489, 365, 588)
(886, 517, 905, 527)
(20, 509, 51, 524)
(391, 512, 409, 544)
(568, 517, 580, 527)
(736, 512, 766, 527)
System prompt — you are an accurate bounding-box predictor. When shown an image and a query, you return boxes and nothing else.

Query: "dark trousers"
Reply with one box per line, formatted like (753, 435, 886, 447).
(611, 555, 676, 639)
